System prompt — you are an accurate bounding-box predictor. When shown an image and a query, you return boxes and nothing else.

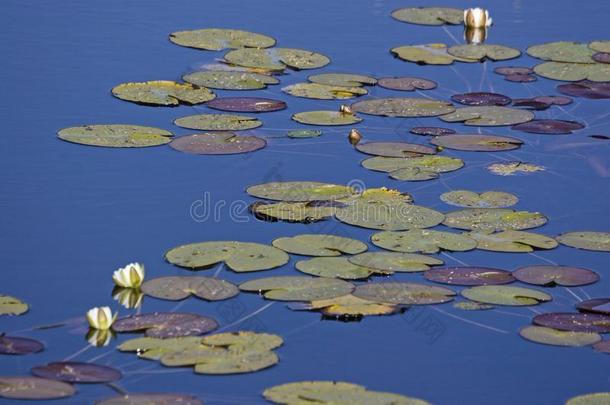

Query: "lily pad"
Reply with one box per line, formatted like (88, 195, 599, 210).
(356, 142, 436, 158)
(308, 73, 377, 87)
(169, 28, 275, 51)
(378, 77, 437, 91)
(487, 161, 546, 176)
(534, 62, 610, 82)
(557, 81, 610, 99)
(527, 41, 596, 63)
(371, 229, 477, 254)
(533, 312, 610, 333)
(362, 156, 464, 181)
(0, 377, 75, 400)
(224, 48, 330, 71)
(289, 295, 403, 319)
(447, 44, 521, 62)
(118, 336, 205, 360)
(451, 92, 512, 106)
(174, 114, 261, 131)
(191, 350, 278, 375)
(593, 340, 610, 354)
(439, 107, 534, 126)
(292, 110, 363, 126)
(391, 7, 463, 26)
(531, 95, 573, 106)
(520, 325, 601, 347)
(239, 276, 354, 301)
(335, 201, 445, 231)
(512, 99, 551, 110)
(296, 257, 381, 280)
(441, 190, 518, 208)
(453, 301, 494, 311)
(494, 66, 534, 76)
(431, 134, 523, 152)
(272, 234, 367, 256)
(353, 281, 456, 305)
(505, 74, 537, 83)
(202, 331, 283, 352)
(141, 276, 239, 301)
(566, 392, 610, 405)
(590, 41, 610, 53)
(31, 362, 121, 383)
(461, 285, 552, 306)
(183, 70, 279, 90)
(0, 336, 44, 355)
(593, 52, 610, 64)
(286, 129, 322, 138)
(250, 201, 336, 223)
(424, 267, 515, 286)
(556, 232, 610, 251)
(0, 295, 28, 316)
(468, 230, 558, 252)
(170, 132, 266, 155)
(351, 97, 455, 117)
(113, 312, 218, 338)
(443, 208, 547, 231)
(348, 252, 444, 272)
(282, 83, 367, 100)
(514, 265, 598, 287)
(512, 119, 585, 134)
(57, 125, 173, 148)
(577, 298, 610, 315)
(111, 81, 215, 106)
(247, 181, 356, 202)
(96, 393, 203, 405)
(410, 127, 456, 136)
(165, 241, 289, 272)
(206, 97, 286, 113)
(391, 44, 474, 65)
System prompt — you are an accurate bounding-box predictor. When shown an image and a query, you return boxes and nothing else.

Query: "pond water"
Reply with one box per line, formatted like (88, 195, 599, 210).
(1, 0, 610, 404)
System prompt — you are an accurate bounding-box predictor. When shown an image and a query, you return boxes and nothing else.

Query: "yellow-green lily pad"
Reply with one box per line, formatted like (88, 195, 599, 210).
(443, 208, 547, 231)
(351, 97, 455, 117)
(468, 230, 558, 252)
(391, 7, 463, 26)
(391, 43, 476, 65)
(461, 285, 552, 306)
(169, 28, 276, 51)
(348, 252, 444, 272)
(362, 156, 464, 181)
(250, 201, 336, 223)
(590, 41, 610, 53)
(141, 276, 239, 301)
(289, 295, 403, 319)
(448, 44, 521, 62)
(439, 107, 534, 126)
(566, 392, 610, 405)
(174, 113, 262, 131)
(520, 325, 601, 347)
(527, 41, 596, 63)
(0, 295, 29, 316)
(336, 201, 445, 231)
(183, 71, 279, 90)
(371, 229, 477, 254)
(57, 125, 173, 148)
(295, 257, 382, 280)
(556, 231, 610, 251)
(111, 80, 215, 106)
(308, 73, 377, 87)
(272, 234, 368, 256)
(282, 83, 367, 100)
(353, 281, 456, 305)
(534, 62, 610, 82)
(224, 48, 330, 71)
(440, 190, 518, 208)
(239, 276, 354, 301)
(292, 110, 363, 126)
(247, 181, 357, 202)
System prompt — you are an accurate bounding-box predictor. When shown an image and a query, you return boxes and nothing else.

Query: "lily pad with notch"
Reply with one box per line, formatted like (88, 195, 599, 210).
(556, 231, 610, 251)
(461, 285, 552, 306)
(431, 134, 523, 152)
(348, 252, 444, 272)
(239, 276, 355, 301)
(391, 7, 463, 26)
(443, 208, 547, 231)
(272, 234, 367, 257)
(391, 43, 475, 65)
(224, 48, 330, 71)
(439, 107, 534, 126)
(0, 377, 75, 400)
(351, 97, 455, 117)
(112, 312, 218, 338)
(282, 83, 367, 100)
(362, 155, 464, 181)
(141, 276, 239, 301)
(170, 132, 266, 155)
(468, 230, 558, 252)
(533, 312, 610, 333)
(111, 81, 215, 106)
(335, 201, 445, 231)
(353, 281, 456, 305)
(534, 62, 610, 82)
(183, 70, 279, 90)
(378, 77, 437, 91)
(296, 257, 383, 280)
(441, 190, 518, 208)
(31, 362, 121, 384)
(250, 201, 336, 223)
(169, 28, 276, 51)
(424, 267, 515, 286)
(174, 114, 262, 131)
(308, 73, 377, 87)
(356, 141, 436, 158)
(57, 125, 173, 148)
(520, 325, 601, 347)
(557, 81, 610, 99)
(447, 44, 521, 62)
(289, 295, 404, 319)
(206, 97, 286, 113)
(513, 265, 599, 287)
(371, 229, 477, 254)
(292, 111, 363, 126)
(527, 41, 596, 63)
(451, 92, 512, 106)
(512, 119, 584, 134)
(487, 161, 546, 176)
(0, 336, 44, 355)
(247, 181, 357, 202)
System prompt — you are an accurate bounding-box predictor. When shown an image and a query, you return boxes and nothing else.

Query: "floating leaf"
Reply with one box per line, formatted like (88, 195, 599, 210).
(335, 201, 445, 231)
(183, 70, 278, 90)
(170, 132, 266, 155)
(494, 66, 534, 76)
(391, 7, 463, 25)
(348, 252, 444, 272)
(353, 281, 456, 305)
(424, 267, 515, 286)
(239, 276, 354, 301)
(533, 312, 610, 333)
(351, 97, 455, 117)
(250, 201, 335, 223)
(439, 107, 534, 126)
(461, 285, 551, 306)
(0, 295, 28, 316)
(371, 229, 477, 254)
(165, 241, 289, 272)
(296, 257, 381, 279)
(391, 43, 474, 65)
(447, 44, 521, 62)
(292, 110, 363, 126)
(289, 294, 403, 319)
(224, 48, 330, 71)
(410, 127, 456, 136)
(593, 340, 610, 354)
(378, 77, 437, 91)
(356, 142, 436, 158)
(113, 312, 218, 338)
(593, 53, 610, 64)
(505, 74, 537, 83)
(514, 265, 598, 287)
(282, 83, 367, 100)
(247, 181, 356, 202)
(534, 62, 610, 82)
(362, 156, 464, 181)
(0, 336, 44, 355)
(520, 325, 601, 347)
(443, 209, 547, 231)
(590, 41, 610, 53)
(141, 276, 239, 301)
(527, 41, 596, 63)
(468, 230, 558, 252)
(453, 301, 494, 311)
(174, 114, 261, 131)
(202, 331, 283, 352)
(512, 119, 585, 134)
(118, 336, 205, 360)
(441, 190, 518, 208)
(487, 161, 546, 176)
(566, 392, 610, 405)
(97, 393, 203, 405)
(57, 125, 173, 148)
(430, 134, 523, 151)
(556, 232, 610, 252)
(308, 73, 377, 87)
(191, 350, 278, 375)
(169, 28, 276, 51)
(206, 97, 286, 113)
(272, 234, 367, 256)
(577, 298, 610, 315)
(286, 129, 322, 138)
(31, 362, 121, 383)
(0, 377, 75, 400)
(557, 81, 610, 99)
(111, 81, 215, 106)
(451, 92, 511, 106)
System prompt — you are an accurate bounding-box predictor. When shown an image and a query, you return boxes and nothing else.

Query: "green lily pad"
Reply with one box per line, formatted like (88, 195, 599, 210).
(0, 295, 29, 316)
(443, 208, 547, 231)
(431, 134, 523, 151)
(247, 181, 357, 202)
(0, 377, 75, 400)
(440, 190, 518, 208)
(520, 325, 601, 347)
(356, 142, 436, 158)
(590, 41, 610, 53)
(282, 83, 368, 100)
(165, 241, 289, 272)
(289, 295, 403, 319)
(190, 350, 278, 375)
(487, 162, 546, 176)
(183, 71, 279, 90)
(202, 331, 283, 352)
(141, 276, 239, 301)
(468, 230, 558, 252)
(461, 285, 552, 306)
(527, 41, 596, 63)
(97, 394, 203, 405)
(118, 336, 204, 360)
(391, 7, 463, 26)
(534, 62, 610, 82)
(292, 110, 363, 126)
(169, 28, 276, 51)
(353, 281, 456, 305)
(287, 129, 322, 138)
(308, 73, 377, 87)
(351, 97, 455, 117)
(371, 229, 477, 254)
(111, 81, 215, 106)
(391, 44, 476, 65)
(335, 201, 445, 231)
(57, 125, 173, 148)
(272, 234, 368, 256)
(566, 392, 610, 405)
(250, 201, 336, 223)
(448, 44, 521, 62)
(439, 107, 534, 126)
(453, 301, 494, 311)
(362, 156, 464, 181)
(224, 48, 330, 71)
(348, 252, 444, 272)
(174, 114, 262, 131)
(296, 257, 382, 279)
(556, 231, 610, 251)
(239, 276, 354, 301)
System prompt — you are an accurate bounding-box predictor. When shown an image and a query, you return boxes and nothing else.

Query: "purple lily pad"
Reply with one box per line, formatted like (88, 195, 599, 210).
(513, 265, 599, 287)
(410, 127, 456, 136)
(533, 312, 610, 333)
(505, 74, 537, 83)
(0, 377, 75, 400)
(593, 52, 610, 64)
(494, 66, 534, 76)
(577, 298, 610, 315)
(356, 141, 437, 157)
(0, 335, 44, 355)
(96, 393, 203, 405)
(593, 340, 610, 354)
(451, 92, 512, 106)
(112, 312, 218, 338)
(424, 266, 515, 286)
(533, 96, 573, 106)
(511, 119, 585, 134)
(377, 77, 437, 91)
(430, 134, 523, 152)
(31, 362, 121, 383)
(512, 99, 550, 110)
(557, 81, 610, 99)
(205, 97, 286, 113)
(169, 132, 266, 155)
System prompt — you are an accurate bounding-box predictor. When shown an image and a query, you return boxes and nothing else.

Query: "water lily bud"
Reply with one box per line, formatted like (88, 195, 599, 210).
(348, 129, 362, 146)
(112, 263, 145, 288)
(464, 8, 492, 28)
(112, 287, 144, 309)
(340, 105, 354, 115)
(86, 306, 117, 330)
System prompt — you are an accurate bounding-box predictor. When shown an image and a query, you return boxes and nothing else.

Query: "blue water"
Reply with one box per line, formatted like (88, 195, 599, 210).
(1, 0, 609, 403)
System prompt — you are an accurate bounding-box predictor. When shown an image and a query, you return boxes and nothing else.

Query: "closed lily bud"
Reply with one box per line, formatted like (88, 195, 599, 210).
(112, 263, 145, 288)
(112, 287, 144, 309)
(348, 129, 362, 146)
(86, 306, 117, 330)
(340, 105, 354, 115)
(464, 8, 492, 28)
(464, 27, 487, 45)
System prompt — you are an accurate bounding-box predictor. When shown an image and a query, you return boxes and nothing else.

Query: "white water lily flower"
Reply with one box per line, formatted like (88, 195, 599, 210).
(86, 306, 117, 330)
(112, 262, 145, 288)
(112, 287, 144, 309)
(464, 8, 492, 28)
